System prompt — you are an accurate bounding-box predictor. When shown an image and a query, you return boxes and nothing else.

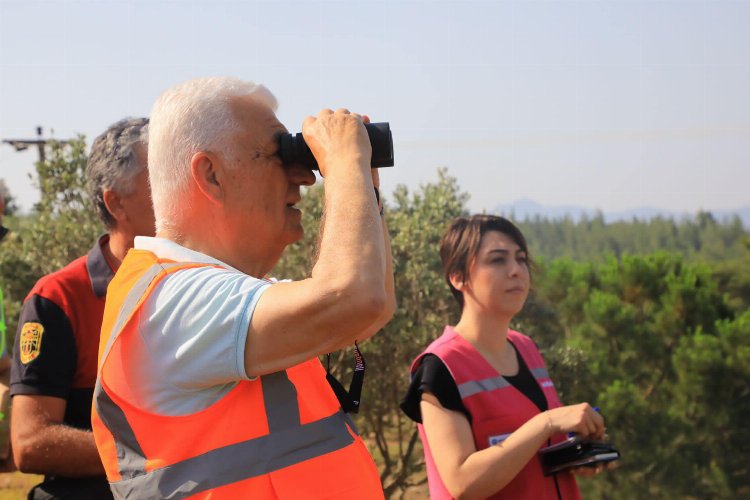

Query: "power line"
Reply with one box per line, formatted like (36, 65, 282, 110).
(2, 126, 70, 164)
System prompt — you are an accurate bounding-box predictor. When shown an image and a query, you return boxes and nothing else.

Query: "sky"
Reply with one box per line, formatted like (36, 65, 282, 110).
(1, 0, 748, 216)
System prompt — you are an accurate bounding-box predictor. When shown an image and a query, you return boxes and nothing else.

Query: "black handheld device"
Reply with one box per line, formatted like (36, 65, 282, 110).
(539, 436, 620, 476)
(278, 122, 394, 171)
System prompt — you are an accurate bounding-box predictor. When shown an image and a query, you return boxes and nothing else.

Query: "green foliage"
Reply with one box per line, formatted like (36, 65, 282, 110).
(0, 179, 18, 216)
(671, 311, 750, 497)
(0, 138, 102, 347)
(238, 168, 750, 498)
(2, 143, 748, 498)
(28, 136, 102, 269)
(361, 169, 468, 496)
(532, 254, 746, 499)
(276, 168, 470, 496)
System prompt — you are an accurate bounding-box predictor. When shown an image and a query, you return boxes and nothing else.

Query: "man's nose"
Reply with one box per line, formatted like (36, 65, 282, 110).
(287, 164, 316, 186)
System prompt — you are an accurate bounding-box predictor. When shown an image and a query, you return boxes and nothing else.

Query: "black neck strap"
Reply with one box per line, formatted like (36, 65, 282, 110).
(325, 342, 366, 414)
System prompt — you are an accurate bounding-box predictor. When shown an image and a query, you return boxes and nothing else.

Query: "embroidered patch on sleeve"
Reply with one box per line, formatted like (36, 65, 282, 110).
(20, 322, 44, 364)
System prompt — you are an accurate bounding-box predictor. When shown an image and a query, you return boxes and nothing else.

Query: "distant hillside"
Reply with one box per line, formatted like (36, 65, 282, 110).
(493, 198, 750, 230)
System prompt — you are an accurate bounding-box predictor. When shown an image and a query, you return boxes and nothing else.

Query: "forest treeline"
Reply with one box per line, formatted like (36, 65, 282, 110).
(1, 139, 748, 499)
(511, 210, 749, 263)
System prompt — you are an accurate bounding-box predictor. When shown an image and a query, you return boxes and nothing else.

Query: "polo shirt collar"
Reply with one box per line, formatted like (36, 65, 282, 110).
(133, 236, 243, 273)
(87, 234, 116, 298)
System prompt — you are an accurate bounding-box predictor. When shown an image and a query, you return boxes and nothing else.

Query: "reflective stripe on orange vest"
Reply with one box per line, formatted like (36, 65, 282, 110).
(96, 379, 357, 498)
(93, 253, 383, 499)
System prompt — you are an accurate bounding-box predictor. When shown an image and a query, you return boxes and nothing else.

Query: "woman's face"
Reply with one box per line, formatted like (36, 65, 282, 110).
(457, 230, 530, 319)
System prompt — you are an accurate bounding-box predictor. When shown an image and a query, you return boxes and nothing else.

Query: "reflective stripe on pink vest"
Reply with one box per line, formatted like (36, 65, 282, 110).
(411, 326, 581, 500)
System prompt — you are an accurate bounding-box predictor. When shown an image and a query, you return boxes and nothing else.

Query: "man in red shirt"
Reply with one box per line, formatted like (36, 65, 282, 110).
(10, 117, 155, 499)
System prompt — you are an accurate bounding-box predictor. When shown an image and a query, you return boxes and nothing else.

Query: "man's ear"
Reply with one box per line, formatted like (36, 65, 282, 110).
(191, 151, 224, 204)
(102, 189, 126, 225)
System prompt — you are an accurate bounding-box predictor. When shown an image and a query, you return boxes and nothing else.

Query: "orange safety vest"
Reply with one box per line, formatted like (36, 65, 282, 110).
(91, 250, 384, 499)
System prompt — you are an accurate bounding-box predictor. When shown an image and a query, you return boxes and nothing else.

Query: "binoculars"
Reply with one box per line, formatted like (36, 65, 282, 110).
(278, 122, 394, 171)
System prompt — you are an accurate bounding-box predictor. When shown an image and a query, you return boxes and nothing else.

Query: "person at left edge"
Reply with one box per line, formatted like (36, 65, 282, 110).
(0, 190, 14, 472)
(10, 118, 154, 499)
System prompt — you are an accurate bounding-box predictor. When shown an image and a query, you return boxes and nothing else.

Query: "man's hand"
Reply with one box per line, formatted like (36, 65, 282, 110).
(302, 109, 371, 177)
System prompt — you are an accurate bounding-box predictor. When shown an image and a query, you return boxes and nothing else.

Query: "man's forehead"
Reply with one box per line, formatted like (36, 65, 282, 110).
(230, 95, 281, 125)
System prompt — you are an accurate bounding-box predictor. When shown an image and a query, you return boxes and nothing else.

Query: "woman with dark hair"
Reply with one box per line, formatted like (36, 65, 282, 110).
(401, 215, 605, 499)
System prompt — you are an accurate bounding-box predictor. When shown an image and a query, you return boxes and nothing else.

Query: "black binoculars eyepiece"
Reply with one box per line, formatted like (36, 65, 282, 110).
(278, 122, 394, 171)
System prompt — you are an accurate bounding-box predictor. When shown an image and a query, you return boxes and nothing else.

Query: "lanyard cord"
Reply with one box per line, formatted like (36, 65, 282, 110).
(550, 437, 563, 500)
(325, 342, 366, 414)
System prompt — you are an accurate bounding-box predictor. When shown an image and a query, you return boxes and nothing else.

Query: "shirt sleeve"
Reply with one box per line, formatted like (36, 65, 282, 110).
(10, 294, 77, 399)
(142, 266, 270, 390)
(400, 354, 471, 424)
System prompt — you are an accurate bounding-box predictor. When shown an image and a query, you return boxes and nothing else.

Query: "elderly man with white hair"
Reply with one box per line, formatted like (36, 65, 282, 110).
(92, 77, 395, 499)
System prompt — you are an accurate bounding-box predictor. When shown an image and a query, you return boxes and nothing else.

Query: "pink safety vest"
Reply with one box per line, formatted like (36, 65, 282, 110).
(411, 326, 581, 500)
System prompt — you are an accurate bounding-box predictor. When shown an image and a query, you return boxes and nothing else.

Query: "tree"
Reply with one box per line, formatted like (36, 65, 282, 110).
(514, 212, 749, 263)
(3, 139, 747, 498)
(0, 137, 102, 347)
(360, 169, 468, 497)
(531, 254, 745, 499)
(671, 310, 750, 497)
(275, 168, 469, 497)
(0, 179, 19, 216)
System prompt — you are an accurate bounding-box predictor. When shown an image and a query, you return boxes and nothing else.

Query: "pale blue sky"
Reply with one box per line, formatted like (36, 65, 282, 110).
(1, 0, 748, 215)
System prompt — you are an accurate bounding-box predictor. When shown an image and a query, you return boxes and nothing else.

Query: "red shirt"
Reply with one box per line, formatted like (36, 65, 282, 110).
(11, 235, 114, 428)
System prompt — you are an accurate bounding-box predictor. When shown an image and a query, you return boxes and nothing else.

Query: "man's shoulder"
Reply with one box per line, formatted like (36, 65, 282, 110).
(154, 264, 268, 302)
(26, 254, 92, 304)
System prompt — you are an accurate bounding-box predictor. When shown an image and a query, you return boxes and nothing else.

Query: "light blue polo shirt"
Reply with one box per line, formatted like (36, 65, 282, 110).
(130, 236, 271, 416)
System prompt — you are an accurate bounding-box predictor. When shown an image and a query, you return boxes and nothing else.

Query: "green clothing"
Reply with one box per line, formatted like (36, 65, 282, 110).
(0, 286, 6, 359)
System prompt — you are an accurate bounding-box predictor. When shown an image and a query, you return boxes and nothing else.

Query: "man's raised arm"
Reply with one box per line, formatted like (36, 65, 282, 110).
(245, 109, 392, 376)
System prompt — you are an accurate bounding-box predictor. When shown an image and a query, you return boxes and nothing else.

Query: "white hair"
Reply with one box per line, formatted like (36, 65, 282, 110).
(148, 77, 278, 233)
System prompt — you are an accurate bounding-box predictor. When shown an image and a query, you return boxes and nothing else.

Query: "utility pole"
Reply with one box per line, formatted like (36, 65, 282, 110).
(2, 126, 69, 164)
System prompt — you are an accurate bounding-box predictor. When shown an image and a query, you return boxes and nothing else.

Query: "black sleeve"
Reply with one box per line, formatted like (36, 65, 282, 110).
(400, 354, 471, 424)
(10, 294, 78, 399)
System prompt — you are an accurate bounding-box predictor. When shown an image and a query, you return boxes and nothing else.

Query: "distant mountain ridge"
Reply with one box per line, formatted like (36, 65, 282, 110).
(492, 198, 750, 229)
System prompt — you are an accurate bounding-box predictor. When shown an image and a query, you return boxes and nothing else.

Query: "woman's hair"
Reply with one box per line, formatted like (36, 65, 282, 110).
(439, 214, 531, 310)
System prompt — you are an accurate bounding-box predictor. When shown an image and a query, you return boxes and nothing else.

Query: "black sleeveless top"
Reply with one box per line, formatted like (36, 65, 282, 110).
(400, 341, 548, 423)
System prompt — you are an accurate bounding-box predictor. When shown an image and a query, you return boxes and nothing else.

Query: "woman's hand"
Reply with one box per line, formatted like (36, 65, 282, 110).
(570, 460, 617, 477)
(543, 403, 606, 440)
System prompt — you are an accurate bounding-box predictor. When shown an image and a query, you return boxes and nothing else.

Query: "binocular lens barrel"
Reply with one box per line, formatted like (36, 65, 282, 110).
(278, 122, 394, 170)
